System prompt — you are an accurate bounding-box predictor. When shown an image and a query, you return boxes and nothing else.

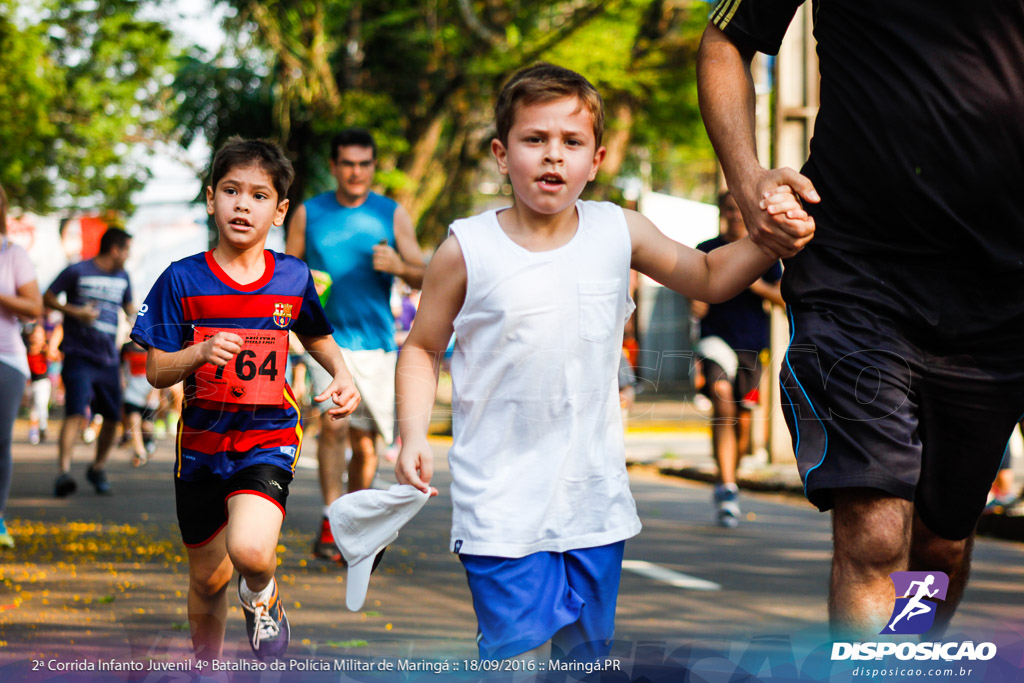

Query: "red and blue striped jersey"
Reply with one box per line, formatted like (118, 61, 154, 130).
(131, 250, 333, 481)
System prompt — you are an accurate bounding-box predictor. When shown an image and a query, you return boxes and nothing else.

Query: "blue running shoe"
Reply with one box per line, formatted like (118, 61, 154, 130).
(239, 577, 290, 660)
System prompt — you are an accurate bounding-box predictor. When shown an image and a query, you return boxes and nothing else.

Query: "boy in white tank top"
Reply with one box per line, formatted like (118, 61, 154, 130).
(395, 63, 814, 662)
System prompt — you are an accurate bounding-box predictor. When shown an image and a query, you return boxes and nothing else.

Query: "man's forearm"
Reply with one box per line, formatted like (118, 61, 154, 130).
(697, 25, 762, 191)
(397, 261, 425, 289)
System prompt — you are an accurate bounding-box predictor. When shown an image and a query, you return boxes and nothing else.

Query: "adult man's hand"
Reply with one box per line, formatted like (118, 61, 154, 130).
(734, 168, 819, 259)
(372, 242, 404, 275)
(71, 303, 101, 325)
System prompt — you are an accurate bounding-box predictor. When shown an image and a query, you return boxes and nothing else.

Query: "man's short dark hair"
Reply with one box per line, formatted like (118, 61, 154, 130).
(99, 227, 131, 255)
(209, 136, 295, 202)
(331, 129, 377, 161)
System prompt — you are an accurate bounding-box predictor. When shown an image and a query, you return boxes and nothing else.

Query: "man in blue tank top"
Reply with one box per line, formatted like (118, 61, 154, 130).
(286, 129, 425, 561)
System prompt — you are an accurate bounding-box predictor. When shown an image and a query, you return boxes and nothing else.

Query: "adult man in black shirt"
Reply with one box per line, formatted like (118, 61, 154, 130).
(697, 0, 1024, 637)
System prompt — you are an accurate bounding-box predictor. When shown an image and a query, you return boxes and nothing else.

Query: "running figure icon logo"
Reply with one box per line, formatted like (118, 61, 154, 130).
(882, 571, 950, 635)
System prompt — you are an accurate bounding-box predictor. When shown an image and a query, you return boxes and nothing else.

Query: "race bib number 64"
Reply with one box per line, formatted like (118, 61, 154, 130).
(193, 327, 288, 405)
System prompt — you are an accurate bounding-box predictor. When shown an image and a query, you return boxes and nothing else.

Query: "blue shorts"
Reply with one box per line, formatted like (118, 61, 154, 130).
(460, 541, 625, 661)
(62, 354, 122, 420)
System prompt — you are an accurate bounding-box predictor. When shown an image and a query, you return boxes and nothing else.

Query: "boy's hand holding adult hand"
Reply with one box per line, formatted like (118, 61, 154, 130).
(396, 437, 437, 496)
(315, 374, 361, 419)
(201, 331, 243, 366)
(736, 167, 819, 259)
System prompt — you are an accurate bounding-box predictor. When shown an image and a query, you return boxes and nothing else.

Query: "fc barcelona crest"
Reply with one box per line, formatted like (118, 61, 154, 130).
(272, 302, 293, 328)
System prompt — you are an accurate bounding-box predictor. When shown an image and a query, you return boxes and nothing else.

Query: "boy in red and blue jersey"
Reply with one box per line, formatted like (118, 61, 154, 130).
(131, 137, 360, 660)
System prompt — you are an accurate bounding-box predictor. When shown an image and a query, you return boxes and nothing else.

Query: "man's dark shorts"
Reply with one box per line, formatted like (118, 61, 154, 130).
(701, 349, 763, 409)
(780, 245, 1024, 540)
(123, 402, 157, 422)
(62, 354, 122, 420)
(175, 464, 293, 547)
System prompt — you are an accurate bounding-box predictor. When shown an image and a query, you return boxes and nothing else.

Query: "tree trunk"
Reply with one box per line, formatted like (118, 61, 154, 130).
(395, 112, 447, 219)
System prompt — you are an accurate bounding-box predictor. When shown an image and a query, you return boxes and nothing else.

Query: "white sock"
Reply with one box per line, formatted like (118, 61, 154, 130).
(322, 505, 331, 518)
(240, 577, 275, 606)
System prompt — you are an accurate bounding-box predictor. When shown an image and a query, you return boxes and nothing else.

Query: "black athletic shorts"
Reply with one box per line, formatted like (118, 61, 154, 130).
(123, 401, 157, 423)
(175, 464, 293, 547)
(701, 349, 763, 409)
(780, 245, 1024, 540)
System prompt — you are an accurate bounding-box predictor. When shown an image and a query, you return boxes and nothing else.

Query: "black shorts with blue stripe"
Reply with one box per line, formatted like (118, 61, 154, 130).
(780, 245, 1024, 540)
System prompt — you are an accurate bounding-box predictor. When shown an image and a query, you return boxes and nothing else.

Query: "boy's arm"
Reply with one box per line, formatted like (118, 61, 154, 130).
(628, 192, 809, 303)
(285, 204, 307, 259)
(145, 331, 243, 389)
(294, 333, 361, 419)
(394, 235, 466, 493)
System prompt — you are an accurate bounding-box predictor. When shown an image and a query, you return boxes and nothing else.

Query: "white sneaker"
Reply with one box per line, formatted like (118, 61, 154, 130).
(713, 484, 741, 528)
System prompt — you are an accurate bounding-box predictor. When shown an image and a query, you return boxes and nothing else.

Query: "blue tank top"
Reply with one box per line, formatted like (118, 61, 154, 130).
(304, 191, 397, 351)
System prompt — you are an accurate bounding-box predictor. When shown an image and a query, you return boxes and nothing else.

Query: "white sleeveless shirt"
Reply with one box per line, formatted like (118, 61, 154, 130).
(446, 200, 642, 557)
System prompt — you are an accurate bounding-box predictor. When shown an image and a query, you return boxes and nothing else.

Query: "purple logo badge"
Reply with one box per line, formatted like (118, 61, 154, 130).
(882, 571, 949, 635)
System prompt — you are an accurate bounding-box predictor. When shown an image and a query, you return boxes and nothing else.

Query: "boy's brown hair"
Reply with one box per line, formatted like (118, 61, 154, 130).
(209, 136, 295, 202)
(494, 63, 605, 147)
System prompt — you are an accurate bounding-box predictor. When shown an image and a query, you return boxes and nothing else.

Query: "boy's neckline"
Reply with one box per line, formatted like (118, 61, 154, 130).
(492, 201, 584, 254)
(205, 250, 275, 292)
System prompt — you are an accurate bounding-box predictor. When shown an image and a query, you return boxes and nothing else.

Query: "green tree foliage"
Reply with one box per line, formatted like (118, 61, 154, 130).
(0, 1, 59, 208)
(0, 0, 175, 214)
(174, 0, 712, 244)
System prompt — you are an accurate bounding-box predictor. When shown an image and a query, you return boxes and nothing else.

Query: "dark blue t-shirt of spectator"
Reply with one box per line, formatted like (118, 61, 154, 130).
(48, 258, 132, 367)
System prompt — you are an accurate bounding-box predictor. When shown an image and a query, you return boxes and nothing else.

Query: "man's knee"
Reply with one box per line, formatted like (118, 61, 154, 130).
(349, 426, 379, 456)
(710, 381, 737, 414)
(832, 489, 913, 568)
(318, 413, 349, 449)
(910, 515, 972, 573)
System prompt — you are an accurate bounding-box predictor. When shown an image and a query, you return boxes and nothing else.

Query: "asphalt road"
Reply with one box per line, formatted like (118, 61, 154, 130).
(2, 434, 1023, 682)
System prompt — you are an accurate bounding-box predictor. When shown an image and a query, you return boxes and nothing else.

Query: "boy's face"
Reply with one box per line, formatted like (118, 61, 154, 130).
(206, 163, 289, 251)
(491, 96, 605, 217)
(330, 145, 376, 204)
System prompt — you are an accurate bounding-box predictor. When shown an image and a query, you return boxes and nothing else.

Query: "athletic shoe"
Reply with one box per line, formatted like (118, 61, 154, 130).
(983, 495, 1019, 515)
(54, 473, 77, 498)
(713, 484, 741, 528)
(238, 577, 290, 660)
(0, 518, 14, 549)
(82, 426, 97, 444)
(86, 466, 112, 495)
(312, 516, 342, 562)
(28, 427, 40, 445)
